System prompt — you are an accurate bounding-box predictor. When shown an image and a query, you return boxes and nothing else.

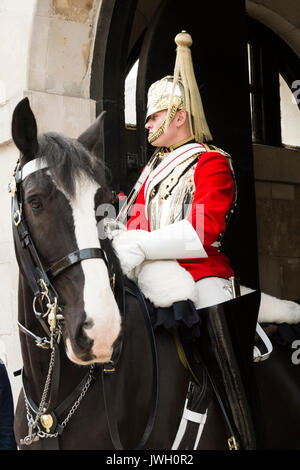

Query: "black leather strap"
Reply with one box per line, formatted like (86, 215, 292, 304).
(21, 343, 61, 416)
(47, 248, 107, 279)
(102, 278, 158, 450)
(21, 357, 96, 435)
(55, 367, 96, 419)
(42, 437, 60, 450)
(179, 335, 237, 443)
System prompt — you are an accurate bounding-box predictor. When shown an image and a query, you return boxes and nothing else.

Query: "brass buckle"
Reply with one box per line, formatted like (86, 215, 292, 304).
(13, 208, 22, 226)
(228, 435, 239, 450)
(103, 361, 115, 373)
(9, 175, 17, 197)
(110, 273, 116, 290)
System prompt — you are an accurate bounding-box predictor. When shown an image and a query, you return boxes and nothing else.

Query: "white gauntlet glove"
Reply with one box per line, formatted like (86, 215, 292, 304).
(112, 219, 207, 277)
(111, 229, 150, 277)
(103, 218, 127, 240)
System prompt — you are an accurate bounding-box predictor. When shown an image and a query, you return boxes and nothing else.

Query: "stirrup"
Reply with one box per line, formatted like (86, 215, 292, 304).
(230, 277, 273, 362)
(253, 323, 273, 362)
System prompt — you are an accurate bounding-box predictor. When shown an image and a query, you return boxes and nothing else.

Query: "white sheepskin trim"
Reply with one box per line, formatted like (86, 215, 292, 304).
(241, 286, 300, 324)
(122, 255, 300, 324)
(136, 260, 199, 308)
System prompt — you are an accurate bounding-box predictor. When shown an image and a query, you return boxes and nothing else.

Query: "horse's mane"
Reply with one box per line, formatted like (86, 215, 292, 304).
(35, 132, 123, 283)
(37, 132, 110, 197)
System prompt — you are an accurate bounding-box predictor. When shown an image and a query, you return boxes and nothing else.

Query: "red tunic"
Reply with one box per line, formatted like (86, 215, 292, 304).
(127, 148, 234, 281)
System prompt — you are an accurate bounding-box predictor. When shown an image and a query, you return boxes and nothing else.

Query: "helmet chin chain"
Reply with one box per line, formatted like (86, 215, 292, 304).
(148, 122, 166, 144)
(148, 104, 179, 144)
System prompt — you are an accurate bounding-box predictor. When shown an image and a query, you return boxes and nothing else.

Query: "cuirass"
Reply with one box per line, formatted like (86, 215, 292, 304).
(148, 154, 199, 230)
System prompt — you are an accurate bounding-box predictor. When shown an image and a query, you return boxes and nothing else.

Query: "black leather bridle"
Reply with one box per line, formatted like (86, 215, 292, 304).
(10, 158, 118, 342)
(9, 157, 122, 444)
(10, 157, 158, 450)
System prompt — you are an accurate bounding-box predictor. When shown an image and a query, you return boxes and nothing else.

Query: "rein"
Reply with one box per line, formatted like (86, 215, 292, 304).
(10, 157, 158, 450)
(102, 278, 159, 450)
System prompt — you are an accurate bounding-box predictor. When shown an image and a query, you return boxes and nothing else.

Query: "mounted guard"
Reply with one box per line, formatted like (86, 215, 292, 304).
(111, 31, 261, 450)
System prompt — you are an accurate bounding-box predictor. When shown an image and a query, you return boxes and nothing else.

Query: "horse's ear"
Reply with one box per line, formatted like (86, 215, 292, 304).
(77, 110, 106, 153)
(11, 97, 38, 159)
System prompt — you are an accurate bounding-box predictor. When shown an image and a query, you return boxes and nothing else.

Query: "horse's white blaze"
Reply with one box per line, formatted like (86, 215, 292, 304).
(63, 174, 121, 363)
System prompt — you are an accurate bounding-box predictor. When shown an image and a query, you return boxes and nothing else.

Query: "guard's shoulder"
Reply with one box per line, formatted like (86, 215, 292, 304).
(202, 144, 229, 157)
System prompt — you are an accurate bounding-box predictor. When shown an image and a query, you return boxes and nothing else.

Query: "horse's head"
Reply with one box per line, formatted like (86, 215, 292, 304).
(11, 98, 122, 365)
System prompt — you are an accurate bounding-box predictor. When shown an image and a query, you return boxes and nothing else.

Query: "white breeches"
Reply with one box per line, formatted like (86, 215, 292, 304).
(194, 277, 274, 361)
(194, 276, 233, 310)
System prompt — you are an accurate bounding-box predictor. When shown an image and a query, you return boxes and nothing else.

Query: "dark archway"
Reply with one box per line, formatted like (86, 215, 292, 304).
(90, 0, 138, 190)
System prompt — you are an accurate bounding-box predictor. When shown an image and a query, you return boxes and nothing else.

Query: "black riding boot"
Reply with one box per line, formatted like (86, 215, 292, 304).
(179, 290, 262, 450)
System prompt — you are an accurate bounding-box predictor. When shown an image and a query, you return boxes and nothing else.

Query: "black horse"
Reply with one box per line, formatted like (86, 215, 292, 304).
(10, 98, 300, 450)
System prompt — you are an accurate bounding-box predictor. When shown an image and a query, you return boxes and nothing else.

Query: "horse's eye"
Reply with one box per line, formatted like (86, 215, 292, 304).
(29, 197, 43, 212)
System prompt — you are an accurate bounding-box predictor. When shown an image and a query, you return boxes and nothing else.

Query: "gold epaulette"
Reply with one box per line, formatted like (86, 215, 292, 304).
(203, 143, 224, 154)
(203, 144, 234, 164)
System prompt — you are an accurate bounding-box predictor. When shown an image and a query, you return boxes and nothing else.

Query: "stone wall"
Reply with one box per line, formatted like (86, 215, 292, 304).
(26, 0, 101, 136)
(254, 144, 300, 299)
(0, 0, 101, 405)
(0, 0, 37, 406)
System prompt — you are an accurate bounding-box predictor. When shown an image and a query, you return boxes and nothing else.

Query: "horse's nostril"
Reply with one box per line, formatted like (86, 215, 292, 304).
(83, 318, 94, 330)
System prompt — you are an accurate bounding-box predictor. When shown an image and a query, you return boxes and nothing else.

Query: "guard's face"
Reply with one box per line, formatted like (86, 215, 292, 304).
(145, 109, 178, 147)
